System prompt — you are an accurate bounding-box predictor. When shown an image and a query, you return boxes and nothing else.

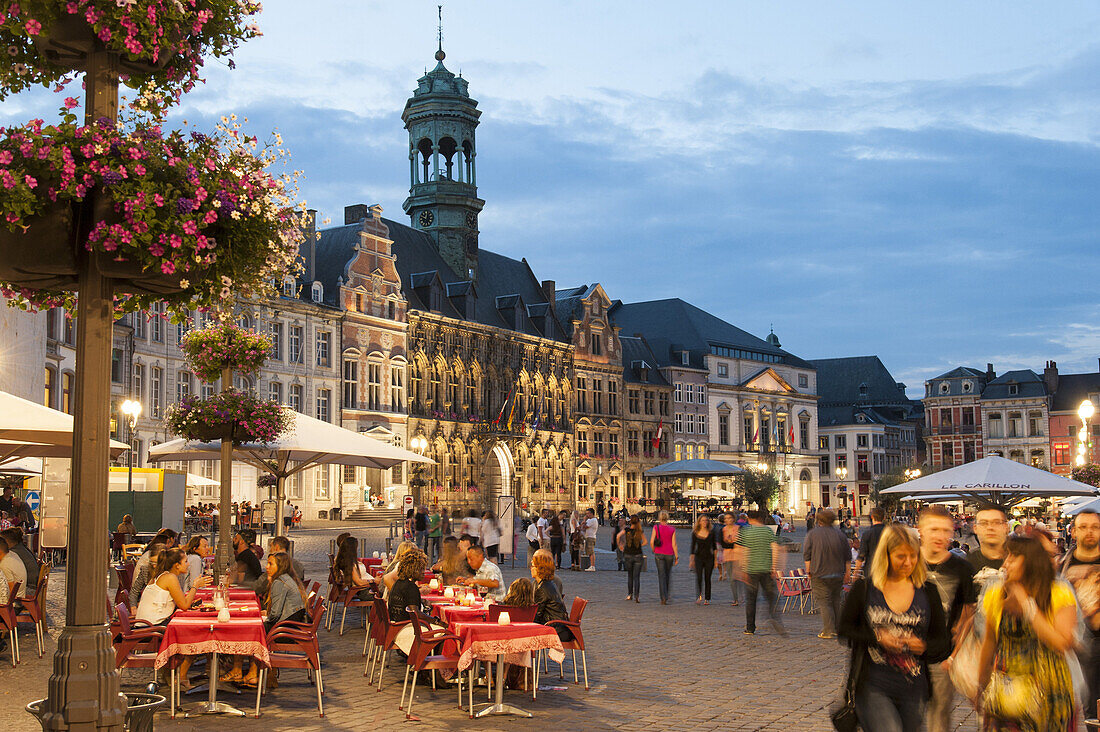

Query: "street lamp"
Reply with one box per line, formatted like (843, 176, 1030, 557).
(835, 465, 848, 512)
(1077, 399, 1095, 467)
(904, 467, 922, 480)
(120, 399, 142, 518)
(409, 435, 428, 505)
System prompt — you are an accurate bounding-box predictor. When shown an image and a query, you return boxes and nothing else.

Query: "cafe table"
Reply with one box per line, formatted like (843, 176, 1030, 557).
(451, 620, 565, 718)
(156, 592, 268, 718)
(432, 603, 489, 625)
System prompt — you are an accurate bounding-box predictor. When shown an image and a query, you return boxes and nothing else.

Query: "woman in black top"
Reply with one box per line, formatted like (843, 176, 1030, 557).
(690, 514, 718, 605)
(548, 514, 565, 568)
(617, 516, 648, 602)
(531, 549, 573, 641)
(387, 550, 429, 623)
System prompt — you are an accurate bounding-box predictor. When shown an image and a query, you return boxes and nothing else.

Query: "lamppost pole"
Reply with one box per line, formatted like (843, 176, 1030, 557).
(1078, 399, 1095, 468)
(835, 465, 848, 514)
(120, 400, 142, 520)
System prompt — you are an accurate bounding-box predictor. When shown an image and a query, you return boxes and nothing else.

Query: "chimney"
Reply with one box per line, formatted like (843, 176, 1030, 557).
(305, 208, 317, 282)
(541, 280, 556, 323)
(1042, 360, 1059, 394)
(986, 363, 994, 381)
(344, 203, 371, 225)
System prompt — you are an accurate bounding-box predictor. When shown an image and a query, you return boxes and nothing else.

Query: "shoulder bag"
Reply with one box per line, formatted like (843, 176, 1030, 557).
(652, 524, 663, 549)
(830, 580, 869, 732)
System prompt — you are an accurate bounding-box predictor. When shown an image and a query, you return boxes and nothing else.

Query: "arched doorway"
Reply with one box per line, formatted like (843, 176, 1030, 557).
(483, 442, 514, 508)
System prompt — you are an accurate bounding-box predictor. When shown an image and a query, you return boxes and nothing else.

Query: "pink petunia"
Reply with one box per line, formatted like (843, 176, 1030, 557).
(24, 19, 41, 35)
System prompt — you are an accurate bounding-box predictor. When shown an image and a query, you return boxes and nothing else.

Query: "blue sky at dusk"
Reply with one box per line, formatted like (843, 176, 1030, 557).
(7, 2, 1100, 395)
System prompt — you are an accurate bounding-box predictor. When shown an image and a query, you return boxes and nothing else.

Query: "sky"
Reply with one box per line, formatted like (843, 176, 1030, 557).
(7, 1, 1100, 396)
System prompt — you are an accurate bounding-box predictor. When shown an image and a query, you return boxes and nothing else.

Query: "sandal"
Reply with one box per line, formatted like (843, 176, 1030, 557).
(219, 670, 244, 684)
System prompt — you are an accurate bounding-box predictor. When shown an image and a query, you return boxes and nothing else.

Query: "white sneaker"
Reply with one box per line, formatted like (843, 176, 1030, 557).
(585, 567, 596, 572)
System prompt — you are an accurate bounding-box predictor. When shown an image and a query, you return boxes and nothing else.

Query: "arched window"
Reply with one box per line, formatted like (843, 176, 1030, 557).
(311, 282, 323, 303)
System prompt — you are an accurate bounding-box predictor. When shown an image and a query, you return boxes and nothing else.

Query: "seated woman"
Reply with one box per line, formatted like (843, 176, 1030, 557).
(432, 536, 463, 585)
(531, 549, 573, 642)
(501, 577, 535, 607)
(225, 553, 309, 687)
(382, 540, 420, 595)
(135, 548, 210, 689)
(334, 537, 373, 600)
(388, 550, 441, 655)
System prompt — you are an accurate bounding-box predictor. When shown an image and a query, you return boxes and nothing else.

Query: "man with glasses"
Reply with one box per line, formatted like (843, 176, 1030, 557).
(1060, 509, 1100, 711)
(966, 505, 1008, 577)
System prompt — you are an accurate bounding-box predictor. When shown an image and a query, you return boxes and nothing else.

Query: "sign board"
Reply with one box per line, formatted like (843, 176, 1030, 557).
(25, 490, 40, 516)
(261, 500, 277, 525)
(496, 495, 515, 557)
(403, 495, 414, 511)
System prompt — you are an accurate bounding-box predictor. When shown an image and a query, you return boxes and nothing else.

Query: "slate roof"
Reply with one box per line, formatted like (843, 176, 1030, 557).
(1051, 372, 1100, 413)
(930, 366, 986, 381)
(819, 405, 900, 429)
(619, 336, 669, 386)
(810, 356, 910, 407)
(607, 298, 813, 370)
(981, 370, 1048, 401)
(312, 217, 567, 341)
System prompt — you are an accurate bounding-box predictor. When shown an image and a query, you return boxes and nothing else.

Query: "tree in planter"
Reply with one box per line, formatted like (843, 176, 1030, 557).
(870, 467, 910, 517)
(736, 468, 781, 511)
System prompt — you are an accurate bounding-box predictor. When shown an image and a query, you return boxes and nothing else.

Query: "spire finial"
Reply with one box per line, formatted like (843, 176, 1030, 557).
(435, 5, 446, 62)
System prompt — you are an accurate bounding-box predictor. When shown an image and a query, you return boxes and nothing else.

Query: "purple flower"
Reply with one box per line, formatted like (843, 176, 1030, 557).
(103, 170, 123, 186)
(177, 197, 194, 213)
(190, 132, 207, 143)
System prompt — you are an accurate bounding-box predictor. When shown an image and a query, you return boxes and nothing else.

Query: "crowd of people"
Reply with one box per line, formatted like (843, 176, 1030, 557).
(798, 502, 1100, 732)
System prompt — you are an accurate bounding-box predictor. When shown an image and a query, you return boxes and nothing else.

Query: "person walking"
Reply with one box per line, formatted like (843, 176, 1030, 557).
(612, 517, 627, 571)
(852, 506, 886, 580)
(568, 510, 582, 570)
(651, 511, 678, 604)
(414, 506, 429, 551)
(548, 513, 565, 568)
(720, 513, 742, 606)
(690, 515, 718, 605)
(480, 510, 501, 560)
(803, 508, 850, 639)
(917, 506, 977, 732)
(618, 515, 648, 602)
(967, 504, 1009, 587)
(977, 535, 1079, 732)
(427, 506, 442, 563)
(735, 510, 786, 635)
(1060, 508, 1100, 713)
(582, 508, 599, 571)
(838, 523, 951, 732)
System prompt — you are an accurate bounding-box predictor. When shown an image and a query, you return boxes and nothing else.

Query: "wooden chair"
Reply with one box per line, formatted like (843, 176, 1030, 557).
(400, 608, 467, 721)
(16, 563, 50, 657)
(0, 581, 22, 666)
(122, 544, 144, 561)
(545, 596, 590, 690)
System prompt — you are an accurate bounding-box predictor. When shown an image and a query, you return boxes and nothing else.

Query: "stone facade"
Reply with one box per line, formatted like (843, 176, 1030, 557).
(923, 366, 993, 470)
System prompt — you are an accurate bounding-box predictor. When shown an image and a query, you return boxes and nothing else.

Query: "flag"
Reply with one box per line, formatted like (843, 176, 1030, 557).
(788, 423, 795, 445)
(506, 393, 518, 431)
(494, 389, 512, 424)
(752, 425, 759, 444)
(531, 400, 541, 431)
(652, 420, 663, 450)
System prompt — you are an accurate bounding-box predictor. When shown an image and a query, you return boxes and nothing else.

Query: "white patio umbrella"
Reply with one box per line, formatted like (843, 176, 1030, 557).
(681, 488, 712, 499)
(882, 456, 1097, 509)
(0, 391, 129, 467)
(1063, 497, 1100, 516)
(0, 457, 41, 476)
(185, 473, 220, 488)
(149, 408, 434, 530)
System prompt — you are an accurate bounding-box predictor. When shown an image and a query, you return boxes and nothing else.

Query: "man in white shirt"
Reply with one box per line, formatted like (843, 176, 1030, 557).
(459, 545, 504, 601)
(583, 508, 599, 571)
(525, 520, 541, 559)
(0, 538, 27, 600)
(537, 510, 551, 550)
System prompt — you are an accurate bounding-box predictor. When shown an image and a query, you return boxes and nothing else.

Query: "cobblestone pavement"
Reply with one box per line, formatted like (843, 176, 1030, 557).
(0, 522, 984, 732)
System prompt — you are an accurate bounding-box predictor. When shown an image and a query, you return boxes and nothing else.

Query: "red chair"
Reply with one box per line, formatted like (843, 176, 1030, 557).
(16, 563, 50, 657)
(339, 583, 374, 635)
(112, 603, 165, 686)
(257, 625, 324, 717)
(0, 581, 22, 666)
(113, 563, 133, 606)
(545, 596, 589, 689)
(363, 596, 409, 690)
(400, 608, 467, 721)
(487, 604, 537, 623)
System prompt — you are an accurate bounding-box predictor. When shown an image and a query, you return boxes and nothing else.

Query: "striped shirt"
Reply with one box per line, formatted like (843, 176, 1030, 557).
(736, 525, 777, 574)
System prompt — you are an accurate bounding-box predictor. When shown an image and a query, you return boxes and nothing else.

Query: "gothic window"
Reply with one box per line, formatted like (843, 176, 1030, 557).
(576, 377, 587, 412)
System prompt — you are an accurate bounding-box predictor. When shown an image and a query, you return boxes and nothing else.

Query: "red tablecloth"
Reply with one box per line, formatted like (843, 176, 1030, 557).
(451, 621, 564, 671)
(175, 599, 262, 619)
(156, 614, 269, 669)
(194, 588, 258, 602)
(420, 593, 453, 605)
(432, 604, 488, 624)
(359, 557, 383, 568)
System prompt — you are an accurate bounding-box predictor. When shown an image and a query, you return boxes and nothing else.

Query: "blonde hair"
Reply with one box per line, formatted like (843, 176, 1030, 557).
(657, 510, 670, 523)
(869, 523, 926, 590)
(397, 549, 429, 581)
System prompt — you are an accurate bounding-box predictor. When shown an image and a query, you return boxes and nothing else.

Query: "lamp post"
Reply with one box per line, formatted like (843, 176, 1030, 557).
(120, 399, 142, 520)
(1078, 399, 1095, 467)
(904, 467, 922, 481)
(835, 465, 848, 514)
(409, 435, 428, 506)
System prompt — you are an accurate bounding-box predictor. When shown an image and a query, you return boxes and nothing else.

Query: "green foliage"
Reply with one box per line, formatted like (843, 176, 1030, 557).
(1072, 464, 1100, 489)
(181, 322, 273, 382)
(736, 468, 780, 511)
(870, 467, 911, 514)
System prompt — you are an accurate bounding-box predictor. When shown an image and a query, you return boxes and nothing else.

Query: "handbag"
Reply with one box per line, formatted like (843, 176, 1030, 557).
(981, 669, 1041, 723)
(652, 525, 663, 549)
(830, 580, 869, 732)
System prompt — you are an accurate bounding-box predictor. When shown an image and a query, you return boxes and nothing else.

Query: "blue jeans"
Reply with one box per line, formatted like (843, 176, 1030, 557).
(744, 572, 781, 633)
(855, 684, 925, 732)
(654, 554, 674, 602)
(623, 553, 643, 598)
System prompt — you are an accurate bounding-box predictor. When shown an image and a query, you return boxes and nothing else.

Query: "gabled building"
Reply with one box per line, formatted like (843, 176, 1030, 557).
(980, 369, 1050, 469)
(555, 284, 624, 510)
(619, 335, 672, 509)
(923, 365, 994, 470)
(1045, 361, 1100, 475)
(610, 299, 818, 515)
(811, 356, 922, 514)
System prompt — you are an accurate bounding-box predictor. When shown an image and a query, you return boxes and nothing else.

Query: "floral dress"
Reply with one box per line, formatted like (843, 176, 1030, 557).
(982, 582, 1076, 732)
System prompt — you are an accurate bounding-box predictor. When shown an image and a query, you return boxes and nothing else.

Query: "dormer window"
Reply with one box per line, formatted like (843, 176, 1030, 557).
(311, 282, 323, 303)
(962, 381, 973, 393)
(282, 277, 295, 297)
(1008, 384, 1019, 396)
(858, 382, 868, 397)
(939, 382, 950, 394)
(681, 351, 689, 366)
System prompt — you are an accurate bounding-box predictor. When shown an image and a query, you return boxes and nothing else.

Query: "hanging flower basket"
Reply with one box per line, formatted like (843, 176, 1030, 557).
(180, 322, 272, 382)
(256, 473, 277, 488)
(0, 99, 304, 314)
(165, 390, 291, 445)
(0, 1, 262, 102)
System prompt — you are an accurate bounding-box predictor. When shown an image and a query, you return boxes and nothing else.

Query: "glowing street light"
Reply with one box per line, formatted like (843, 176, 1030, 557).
(120, 399, 142, 516)
(1078, 400, 1095, 467)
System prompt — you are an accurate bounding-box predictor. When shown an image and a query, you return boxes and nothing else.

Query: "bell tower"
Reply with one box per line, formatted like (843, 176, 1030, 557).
(402, 7, 484, 282)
